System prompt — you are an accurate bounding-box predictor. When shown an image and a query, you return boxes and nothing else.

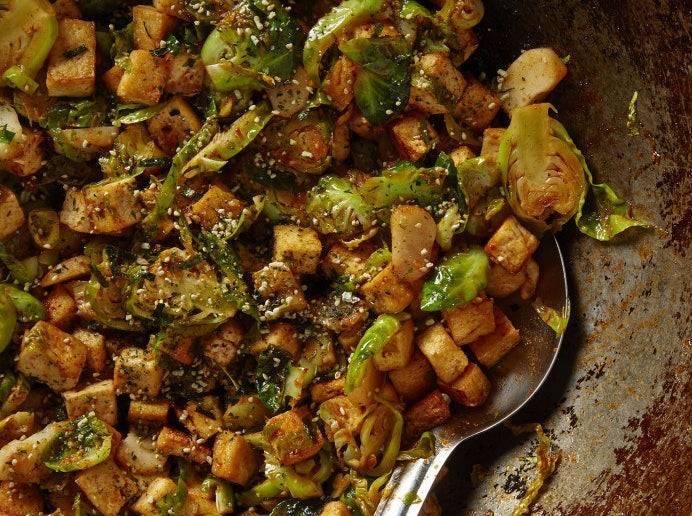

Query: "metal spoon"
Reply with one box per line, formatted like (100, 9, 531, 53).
(375, 235, 569, 515)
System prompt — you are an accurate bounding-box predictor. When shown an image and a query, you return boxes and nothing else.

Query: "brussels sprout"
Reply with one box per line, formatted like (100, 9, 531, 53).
(437, 0, 485, 32)
(0, 289, 16, 353)
(305, 175, 376, 237)
(201, 476, 235, 514)
(497, 103, 587, 234)
(43, 414, 112, 472)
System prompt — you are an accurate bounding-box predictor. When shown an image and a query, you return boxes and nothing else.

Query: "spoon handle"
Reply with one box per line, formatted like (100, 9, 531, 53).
(374, 442, 457, 516)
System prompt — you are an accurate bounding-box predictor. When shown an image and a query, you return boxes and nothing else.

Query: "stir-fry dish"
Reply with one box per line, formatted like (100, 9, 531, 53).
(0, 0, 649, 514)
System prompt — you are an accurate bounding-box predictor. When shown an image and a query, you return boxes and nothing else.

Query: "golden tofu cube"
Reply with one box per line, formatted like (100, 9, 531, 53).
(147, 96, 202, 155)
(44, 283, 77, 331)
(100, 65, 124, 93)
(322, 56, 358, 111)
(252, 264, 308, 320)
(117, 50, 169, 106)
(373, 318, 415, 371)
(439, 362, 491, 407)
(468, 306, 521, 368)
(63, 379, 118, 425)
(72, 328, 106, 373)
(273, 225, 323, 275)
(455, 76, 501, 132)
(321, 501, 352, 516)
(264, 406, 325, 466)
(250, 321, 302, 359)
(442, 296, 496, 345)
(403, 389, 451, 442)
(389, 112, 439, 163)
(132, 477, 178, 515)
(484, 215, 539, 274)
(190, 184, 246, 232)
(133, 5, 179, 51)
(17, 321, 87, 392)
(309, 377, 346, 405)
(155, 426, 212, 464)
(127, 399, 170, 427)
(74, 459, 138, 516)
(46, 18, 96, 97)
(114, 347, 165, 397)
(182, 396, 223, 440)
(448, 145, 477, 169)
(202, 318, 244, 367)
(0, 185, 24, 240)
(388, 350, 437, 403)
(416, 322, 469, 384)
(360, 262, 415, 314)
(322, 241, 375, 279)
(211, 431, 257, 486)
(480, 127, 506, 163)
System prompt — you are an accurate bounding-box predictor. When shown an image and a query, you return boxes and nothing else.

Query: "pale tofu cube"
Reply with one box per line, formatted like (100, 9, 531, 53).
(439, 362, 491, 407)
(416, 322, 469, 384)
(250, 321, 302, 359)
(114, 347, 165, 397)
(74, 459, 138, 516)
(455, 76, 501, 132)
(0, 422, 66, 483)
(388, 350, 437, 403)
(166, 51, 205, 96)
(264, 406, 325, 466)
(211, 431, 257, 486)
(360, 262, 415, 314)
(44, 283, 77, 330)
(403, 389, 451, 442)
(389, 112, 439, 162)
(146, 96, 202, 155)
(155, 426, 211, 464)
(189, 184, 246, 232)
(46, 18, 96, 97)
(73, 328, 107, 373)
(322, 56, 358, 111)
(117, 50, 169, 106)
(468, 306, 521, 368)
(17, 321, 87, 392)
(0, 127, 44, 178)
(0, 185, 24, 240)
(127, 400, 170, 427)
(442, 296, 496, 345)
(133, 5, 179, 50)
(40, 255, 91, 287)
(202, 318, 244, 367)
(252, 263, 308, 320)
(273, 225, 323, 275)
(373, 318, 415, 371)
(115, 431, 168, 476)
(63, 380, 118, 425)
(0, 481, 44, 515)
(484, 215, 539, 273)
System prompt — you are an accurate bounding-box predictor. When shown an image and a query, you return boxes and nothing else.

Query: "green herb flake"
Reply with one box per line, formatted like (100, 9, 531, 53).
(0, 124, 15, 144)
(63, 44, 88, 59)
(627, 90, 639, 136)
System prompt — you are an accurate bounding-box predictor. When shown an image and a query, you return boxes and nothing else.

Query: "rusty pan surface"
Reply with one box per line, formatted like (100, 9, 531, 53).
(435, 0, 692, 514)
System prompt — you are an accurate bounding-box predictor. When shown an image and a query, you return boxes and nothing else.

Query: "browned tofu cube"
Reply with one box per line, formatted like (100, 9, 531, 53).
(409, 52, 467, 115)
(309, 377, 346, 405)
(468, 306, 521, 368)
(455, 76, 501, 132)
(0, 185, 24, 240)
(448, 145, 477, 169)
(250, 322, 302, 359)
(439, 362, 491, 407)
(321, 501, 352, 516)
(322, 56, 358, 111)
(223, 395, 270, 431)
(147, 96, 202, 155)
(155, 426, 212, 464)
(181, 396, 223, 440)
(442, 296, 496, 345)
(211, 432, 257, 486)
(389, 112, 439, 162)
(252, 264, 308, 320)
(51, 0, 82, 19)
(101, 65, 124, 93)
(484, 215, 539, 274)
(133, 5, 179, 50)
(46, 18, 96, 97)
(40, 255, 91, 287)
(416, 322, 469, 384)
(114, 347, 165, 397)
(190, 184, 246, 232)
(63, 379, 118, 425)
(273, 225, 323, 275)
(388, 350, 437, 403)
(202, 318, 244, 367)
(480, 127, 506, 163)
(360, 262, 415, 314)
(117, 50, 168, 106)
(17, 321, 87, 392)
(127, 400, 170, 427)
(322, 242, 375, 279)
(403, 389, 451, 442)
(0, 127, 45, 178)
(74, 459, 138, 516)
(0, 481, 44, 516)
(373, 318, 415, 371)
(43, 283, 77, 330)
(166, 51, 205, 96)
(486, 258, 539, 300)
(152, 0, 189, 20)
(264, 406, 325, 466)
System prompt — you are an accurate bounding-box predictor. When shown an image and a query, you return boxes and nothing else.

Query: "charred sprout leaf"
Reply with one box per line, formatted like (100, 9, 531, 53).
(305, 175, 376, 237)
(0, 242, 36, 283)
(201, 476, 235, 513)
(360, 161, 449, 213)
(0, 289, 16, 353)
(201, 0, 303, 91)
(2, 284, 46, 323)
(150, 34, 181, 58)
(303, 0, 386, 84)
(547, 115, 652, 240)
(0, 0, 58, 92)
(157, 478, 188, 515)
(111, 104, 163, 126)
(627, 91, 639, 136)
(397, 431, 435, 461)
(255, 346, 292, 413)
(345, 315, 401, 393)
(0, 124, 14, 144)
(44, 99, 108, 131)
(43, 415, 112, 472)
(421, 246, 489, 311)
(533, 298, 570, 336)
(339, 35, 412, 125)
(498, 103, 587, 234)
(269, 499, 322, 516)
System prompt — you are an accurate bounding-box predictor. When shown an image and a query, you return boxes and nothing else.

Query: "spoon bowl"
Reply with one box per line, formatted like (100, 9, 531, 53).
(375, 235, 569, 515)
